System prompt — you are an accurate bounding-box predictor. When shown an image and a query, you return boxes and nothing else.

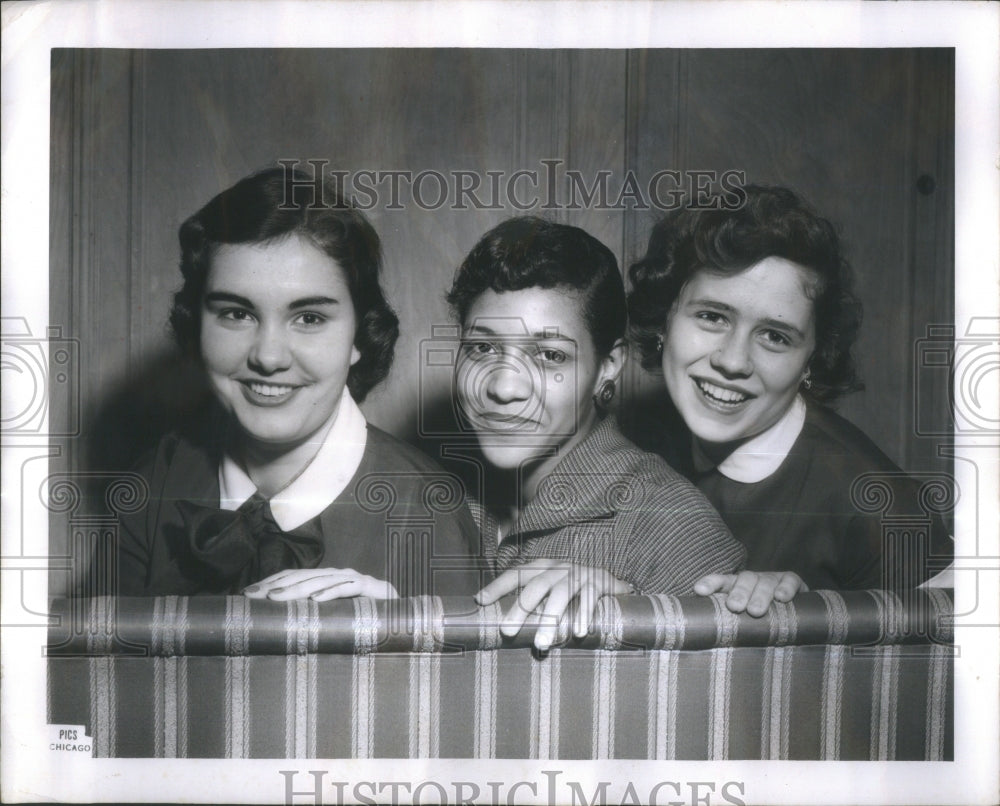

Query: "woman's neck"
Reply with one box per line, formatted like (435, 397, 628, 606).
(693, 436, 745, 468)
(238, 441, 319, 499)
(488, 414, 602, 527)
(232, 415, 337, 499)
(692, 395, 808, 473)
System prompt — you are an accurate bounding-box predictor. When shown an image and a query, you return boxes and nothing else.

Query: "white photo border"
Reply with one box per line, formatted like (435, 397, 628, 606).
(2, 1, 998, 804)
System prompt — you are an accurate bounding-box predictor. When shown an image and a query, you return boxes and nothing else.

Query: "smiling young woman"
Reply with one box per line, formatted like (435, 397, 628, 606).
(92, 167, 485, 599)
(448, 216, 746, 648)
(628, 185, 953, 612)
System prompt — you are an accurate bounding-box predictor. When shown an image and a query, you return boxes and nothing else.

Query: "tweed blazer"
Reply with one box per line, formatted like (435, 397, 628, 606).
(469, 417, 746, 595)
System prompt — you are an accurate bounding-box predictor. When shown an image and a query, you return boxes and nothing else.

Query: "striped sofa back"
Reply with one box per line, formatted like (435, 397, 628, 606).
(46, 590, 953, 759)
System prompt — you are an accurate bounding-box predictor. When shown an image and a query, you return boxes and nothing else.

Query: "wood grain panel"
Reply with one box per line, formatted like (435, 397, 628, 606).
(50, 48, 952, 539)
(622, 49, 953, 475)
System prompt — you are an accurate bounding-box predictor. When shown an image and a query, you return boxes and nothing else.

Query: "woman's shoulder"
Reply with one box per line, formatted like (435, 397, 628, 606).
(127, 427, 219, 496)
(362, 424, 457, 476)
(799, 402, 903, 474)
(581, 418, 718, 509)
(587, 418, 691, 478)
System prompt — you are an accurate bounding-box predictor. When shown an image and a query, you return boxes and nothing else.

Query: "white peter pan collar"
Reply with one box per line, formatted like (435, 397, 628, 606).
(693, 394, 807, 484)
(218, 392, 368, 531)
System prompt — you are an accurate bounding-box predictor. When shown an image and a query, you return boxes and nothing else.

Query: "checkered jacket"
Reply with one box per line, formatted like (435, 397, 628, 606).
(468, 417, 746, 594)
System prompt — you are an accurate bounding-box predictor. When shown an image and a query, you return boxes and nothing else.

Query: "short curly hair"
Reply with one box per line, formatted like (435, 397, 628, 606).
(447, 216, 626, 357)
(170, 167, 398, 402)
(627, 184, 863, 402)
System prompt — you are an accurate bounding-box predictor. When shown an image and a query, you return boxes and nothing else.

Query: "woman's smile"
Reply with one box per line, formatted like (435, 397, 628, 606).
(693, 377, 755, 408)
(238, 380, 302, 404)
(200, 234, 360, 453)
(470, 410, 541, 430)
(662, 257, 816, 449)
(456, 287, 606, 477)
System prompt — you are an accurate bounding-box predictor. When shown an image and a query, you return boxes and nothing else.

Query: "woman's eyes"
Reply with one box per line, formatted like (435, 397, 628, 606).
(462, 341, 499, 360)
(460, 341, 568, 366)
(692, 311, 793, 349)
(293, 312, 327, 327)
(218, 308, 255, 324)
(214, 309, 327, 327)
(761, 329, 792, 348)
(694, 310, 727, 327)
(537, 348, 568, 365)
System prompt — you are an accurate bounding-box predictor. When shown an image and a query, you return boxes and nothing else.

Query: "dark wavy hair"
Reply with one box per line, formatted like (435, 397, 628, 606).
(447, 216, 626, 357)
(170, 166, 398, 402)
(627, 184, 863, 402)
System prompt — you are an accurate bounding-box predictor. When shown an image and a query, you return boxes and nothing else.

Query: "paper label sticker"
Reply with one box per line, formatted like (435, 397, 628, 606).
(48, 725, 93, 755)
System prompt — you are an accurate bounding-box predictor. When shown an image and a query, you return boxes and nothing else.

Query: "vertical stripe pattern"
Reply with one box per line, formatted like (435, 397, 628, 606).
(760, 646, 792, 759)
(712, 595, 740, 646)
(473, 650, 498, 758)
(819, 644, 845, 759)
(529, 650, 561, 758)
(818, 590, 850, 643)
(768, 600, 798, 646)
(351, 597, 379, 758)
(649, 595, 684, 650)
(225, 597, 252, 758)
(592, 651, 616, 759)
(870, 645, 899, 760)
(152, 596, 188, 758)
(47, 591, 953, 760)
(88, 598, 115, 757)
(408, 653, 440, 757)
(647, 651, 677, 759)
(925, 587, 954, 643)
(924, 643, 949, 760)
(529, 653, 541, 758)
(408, 597, 442, 758)
(473, 601, 501, 758)
(708, 647, 733, 759)
(89, 656, 116, 757)
(285, 600, 320, 758)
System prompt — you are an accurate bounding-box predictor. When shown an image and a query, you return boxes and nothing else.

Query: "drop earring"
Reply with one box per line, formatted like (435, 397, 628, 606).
(596, 379, 616, 407)
(802, 369, 812, 390)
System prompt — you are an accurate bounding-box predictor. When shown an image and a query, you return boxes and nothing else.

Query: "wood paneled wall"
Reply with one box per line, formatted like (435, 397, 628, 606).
(49, 49, 954, 589)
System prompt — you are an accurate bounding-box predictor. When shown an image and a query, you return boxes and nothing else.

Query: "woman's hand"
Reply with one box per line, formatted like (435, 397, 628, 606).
(475, 559, 633, 651)
(242, 568, 399, 601)
(694, 570, 807, 617)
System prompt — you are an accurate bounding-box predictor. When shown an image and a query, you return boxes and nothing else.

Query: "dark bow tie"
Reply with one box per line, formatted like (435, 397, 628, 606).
(175, 494, 324, 592)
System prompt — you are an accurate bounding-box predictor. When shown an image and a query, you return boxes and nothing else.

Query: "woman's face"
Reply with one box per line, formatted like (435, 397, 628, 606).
(200, 234, 360, 452)
(456, 286, 613, 477)
(662, 256, 817, 449)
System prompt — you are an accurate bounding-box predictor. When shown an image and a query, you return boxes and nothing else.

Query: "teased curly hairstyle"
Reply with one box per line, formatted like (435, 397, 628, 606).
(447, 216, 626, 357)
(170, 167, 398, 402)
(627, 184, 863, 402)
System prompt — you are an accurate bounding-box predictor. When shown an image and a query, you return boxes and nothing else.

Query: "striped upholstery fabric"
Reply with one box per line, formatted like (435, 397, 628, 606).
(47, 590, 953, 760)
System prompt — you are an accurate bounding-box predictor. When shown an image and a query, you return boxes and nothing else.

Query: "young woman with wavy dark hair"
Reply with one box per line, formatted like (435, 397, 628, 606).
(628, 185, 952, 613)
(450, 216, 746, 648)
(103, 167, 483, 599)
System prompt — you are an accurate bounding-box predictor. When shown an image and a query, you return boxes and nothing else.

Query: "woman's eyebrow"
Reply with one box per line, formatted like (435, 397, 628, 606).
(462, 324, 497, 336)
(287, 295, 340, 309)
(463, 324, 573, 342)
(760, 317, 805, 339)
(687, 298, 806, 338)
(203, 291, 254, 308)
(685, 297, 733, 311)
(203, 292, 341, 309)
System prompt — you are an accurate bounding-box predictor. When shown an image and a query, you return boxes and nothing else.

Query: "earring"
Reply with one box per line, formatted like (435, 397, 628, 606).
(802, 369, 812, 390)
(656, 335, 664, 353)
(596, 379, 616, 406)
